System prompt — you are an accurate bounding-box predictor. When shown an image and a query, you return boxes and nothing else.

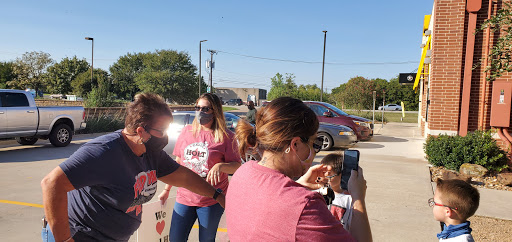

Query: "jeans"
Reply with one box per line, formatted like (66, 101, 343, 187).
(169, 202, 224, 242)
(41, 224, 55, 242)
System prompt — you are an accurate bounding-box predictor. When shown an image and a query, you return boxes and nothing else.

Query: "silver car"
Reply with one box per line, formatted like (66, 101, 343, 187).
(378, 104, 402, 111)
(164, 111, 357, 159)
(317, 122, 358, 150)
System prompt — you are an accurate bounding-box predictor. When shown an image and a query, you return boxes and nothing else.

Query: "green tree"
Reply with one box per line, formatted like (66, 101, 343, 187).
(45, 56, 89, 95)
(135, 50, 198, 104)
(335, 76, 375, 110)
(110, 52, 144, 100)
(8, 51, 54, 94)
(72, 68, 109, 97)
(478, 1, 512, 81)
(296, 84, 321, 101)
(268, 73, 299, 100)
(0, 61, 17, 89)
(385, 76, 419, 111)
(268, 73, 286, 100)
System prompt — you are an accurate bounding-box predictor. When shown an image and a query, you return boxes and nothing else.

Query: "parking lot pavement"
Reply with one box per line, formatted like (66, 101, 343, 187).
(1, 123, 439, 241)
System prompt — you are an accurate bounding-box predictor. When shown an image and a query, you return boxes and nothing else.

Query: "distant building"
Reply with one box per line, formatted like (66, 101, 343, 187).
(215, 87, 267, 106)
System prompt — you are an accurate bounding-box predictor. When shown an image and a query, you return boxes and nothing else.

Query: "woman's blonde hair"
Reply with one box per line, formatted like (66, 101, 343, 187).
(191, 93, 227, 143)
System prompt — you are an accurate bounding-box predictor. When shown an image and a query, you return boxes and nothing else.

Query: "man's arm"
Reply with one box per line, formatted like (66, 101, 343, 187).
(41, 166, 76, 242)
(158, 166, 225, 207)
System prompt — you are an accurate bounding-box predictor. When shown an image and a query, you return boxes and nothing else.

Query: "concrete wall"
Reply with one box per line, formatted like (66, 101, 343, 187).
(215, 87, 267, 105)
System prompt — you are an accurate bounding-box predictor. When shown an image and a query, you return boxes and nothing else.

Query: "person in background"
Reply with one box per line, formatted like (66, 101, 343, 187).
(41, 93, 223, 242)
(429, 179, 480, 242)
(227, 96, 372, 242)
(158, 93, 241, 242)
(245, 100, 257, 124)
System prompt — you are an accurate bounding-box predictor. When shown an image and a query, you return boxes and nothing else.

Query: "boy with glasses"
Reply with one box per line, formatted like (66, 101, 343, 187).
(429, 179, 480, 241)
(319, 153, 353, 230)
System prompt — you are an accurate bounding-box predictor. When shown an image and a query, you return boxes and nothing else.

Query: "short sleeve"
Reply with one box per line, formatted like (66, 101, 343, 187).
(59, 143, 115, 189)
(156, 151, 181, 177)
(295, 194, 356, 241)
(224, 131, 241, 164)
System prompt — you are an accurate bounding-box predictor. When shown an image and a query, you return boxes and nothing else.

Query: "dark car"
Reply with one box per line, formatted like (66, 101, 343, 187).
(304, 101, 373, 141)
(227, 98, 244, 106)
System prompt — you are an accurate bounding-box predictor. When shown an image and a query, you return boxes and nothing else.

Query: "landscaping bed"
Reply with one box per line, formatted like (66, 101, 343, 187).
(429, 166, 512, 191)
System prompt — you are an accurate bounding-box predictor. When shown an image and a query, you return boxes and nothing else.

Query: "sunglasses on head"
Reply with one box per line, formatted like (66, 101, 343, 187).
(194, 106, 212, 112)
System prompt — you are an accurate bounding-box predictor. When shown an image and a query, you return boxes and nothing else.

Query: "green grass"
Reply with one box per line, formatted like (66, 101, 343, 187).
(345, 110, 418, 123)
(222, 107, 239, 111)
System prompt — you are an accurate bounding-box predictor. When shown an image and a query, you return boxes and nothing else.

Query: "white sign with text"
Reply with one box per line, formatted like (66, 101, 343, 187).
(137, 199, 171, 242)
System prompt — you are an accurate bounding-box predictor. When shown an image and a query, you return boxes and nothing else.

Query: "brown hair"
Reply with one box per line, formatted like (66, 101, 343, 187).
(191, 93, 228, 143)
(436, 179, 480, 220)
(236, 97, 318, 156)
(124, 93, 172, 133)
(321, 153, 344, 175)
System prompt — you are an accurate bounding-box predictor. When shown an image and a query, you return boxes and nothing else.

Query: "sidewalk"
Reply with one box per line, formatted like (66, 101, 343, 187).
(349, 122, 439, 241)
(358, 122, 512, 241)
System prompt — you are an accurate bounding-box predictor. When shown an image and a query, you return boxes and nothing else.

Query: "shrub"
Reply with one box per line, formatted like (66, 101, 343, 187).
(424, 130, 509, 172)
(77, 109, 125, 134)
(84, 88, 116, 107)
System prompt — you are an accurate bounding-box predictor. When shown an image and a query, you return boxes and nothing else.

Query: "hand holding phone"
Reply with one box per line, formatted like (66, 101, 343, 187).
(340, 149, 360, 190)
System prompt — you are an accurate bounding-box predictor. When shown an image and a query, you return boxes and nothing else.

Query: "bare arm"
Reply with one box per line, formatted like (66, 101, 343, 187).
(158, 166, 225, 207)
(347, 168, 372, 242)
(41, 166, 76, 242)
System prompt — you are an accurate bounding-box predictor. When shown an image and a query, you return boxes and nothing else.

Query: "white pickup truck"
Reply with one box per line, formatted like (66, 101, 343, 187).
(0, 89, 86, 147)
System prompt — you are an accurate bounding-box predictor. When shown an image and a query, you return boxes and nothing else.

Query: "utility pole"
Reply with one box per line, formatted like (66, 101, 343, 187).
(373, 91, 376, 126)
(207, 49, 217, 93)
(321, 30, 327, 102)
(382, 91, 385, 128)
(199, 40, 207, 98)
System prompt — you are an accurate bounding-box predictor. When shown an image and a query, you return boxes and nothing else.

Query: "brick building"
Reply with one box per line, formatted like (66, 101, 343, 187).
(416, 0, 512, 149)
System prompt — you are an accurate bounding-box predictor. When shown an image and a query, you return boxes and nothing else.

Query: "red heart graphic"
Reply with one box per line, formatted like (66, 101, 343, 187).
(156, 221, 165, 235)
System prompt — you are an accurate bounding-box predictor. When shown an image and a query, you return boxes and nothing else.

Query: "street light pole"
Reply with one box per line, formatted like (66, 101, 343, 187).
(199, 40, 207, 98)
(321, 30, 327, 102)
(85, 37, 94, 84)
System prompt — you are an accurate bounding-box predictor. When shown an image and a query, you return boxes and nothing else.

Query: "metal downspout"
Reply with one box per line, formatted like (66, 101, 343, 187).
(479, 0, 494, 130)
(459, 0, 482, 136)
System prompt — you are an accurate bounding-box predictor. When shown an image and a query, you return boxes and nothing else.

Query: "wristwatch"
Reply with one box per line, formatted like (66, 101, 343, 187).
(213, 188, 223, 200)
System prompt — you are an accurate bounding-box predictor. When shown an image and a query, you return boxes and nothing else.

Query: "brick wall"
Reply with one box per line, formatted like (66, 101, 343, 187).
(429, 0, 467, 133)
(426, 0, 512, 151)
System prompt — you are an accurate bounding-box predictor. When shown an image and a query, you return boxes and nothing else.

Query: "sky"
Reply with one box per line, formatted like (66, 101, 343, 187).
(0, 0, 434, 92)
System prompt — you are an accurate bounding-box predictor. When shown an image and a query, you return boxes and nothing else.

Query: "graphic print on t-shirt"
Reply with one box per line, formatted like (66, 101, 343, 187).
(183, 142, 209, 177)
(126, 170, 158, 216)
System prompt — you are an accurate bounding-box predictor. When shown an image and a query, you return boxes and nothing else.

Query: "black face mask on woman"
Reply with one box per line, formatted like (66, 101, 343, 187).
(143, 128, 168, 152)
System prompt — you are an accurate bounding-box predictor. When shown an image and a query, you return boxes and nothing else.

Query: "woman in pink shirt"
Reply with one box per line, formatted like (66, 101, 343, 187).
(159, 93, 241, 242)
(228, 97, 372, 241)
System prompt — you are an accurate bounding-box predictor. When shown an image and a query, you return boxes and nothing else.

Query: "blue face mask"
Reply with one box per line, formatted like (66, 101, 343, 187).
(196, 111, 214, 125)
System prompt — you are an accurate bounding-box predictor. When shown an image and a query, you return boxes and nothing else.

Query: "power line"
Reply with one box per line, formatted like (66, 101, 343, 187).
(216, 50, 419, 66)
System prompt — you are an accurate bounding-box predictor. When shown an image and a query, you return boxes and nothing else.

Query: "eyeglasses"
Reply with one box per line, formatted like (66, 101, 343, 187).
(144, 126, 166, 138)
(194, 106, 212, 112)
(313, 137, 324, 153)
(428, 198, 457, 210)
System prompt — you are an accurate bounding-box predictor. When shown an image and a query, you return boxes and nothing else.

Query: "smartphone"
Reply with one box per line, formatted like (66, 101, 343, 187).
(340, 149, 360, 190)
